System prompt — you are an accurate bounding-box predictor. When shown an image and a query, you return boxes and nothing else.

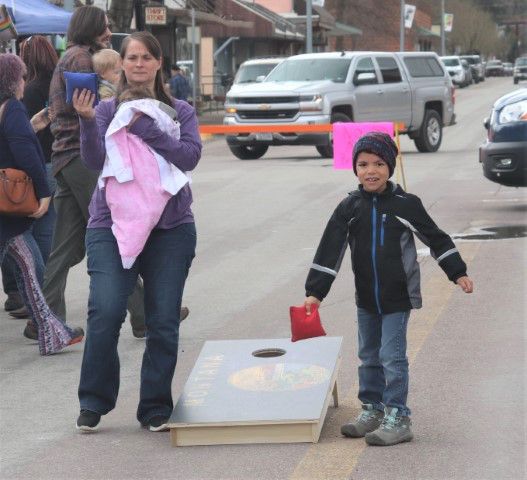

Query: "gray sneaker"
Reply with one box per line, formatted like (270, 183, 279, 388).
(341, 404, 384, 438)
(365, 407, 413, 446)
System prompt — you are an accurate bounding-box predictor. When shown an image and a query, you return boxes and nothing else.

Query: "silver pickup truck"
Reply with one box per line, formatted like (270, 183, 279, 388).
(223, 51, 456, 159)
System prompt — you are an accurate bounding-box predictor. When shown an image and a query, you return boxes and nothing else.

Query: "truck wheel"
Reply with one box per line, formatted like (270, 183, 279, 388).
(228, 145, 269, 160)
(316, 112, 351, 158)
(414, 110, 442, 153)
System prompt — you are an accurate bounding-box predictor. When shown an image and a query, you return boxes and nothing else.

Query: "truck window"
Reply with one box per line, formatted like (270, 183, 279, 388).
(266, 58, 352, 83)
(353, 57, 377, 84)
(403, 57, 444, 77)
(376, 57, 402, 83)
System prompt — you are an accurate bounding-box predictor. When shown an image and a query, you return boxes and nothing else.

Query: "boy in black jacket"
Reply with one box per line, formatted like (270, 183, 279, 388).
(304, 132, 473, 446)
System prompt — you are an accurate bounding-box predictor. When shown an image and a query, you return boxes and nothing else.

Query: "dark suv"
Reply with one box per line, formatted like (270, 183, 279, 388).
(479, 89, 527, 187)
(460, 55, 485, 83)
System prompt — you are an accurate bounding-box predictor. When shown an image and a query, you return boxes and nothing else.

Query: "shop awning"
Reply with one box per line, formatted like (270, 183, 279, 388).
(327, 21, 362, 37)
(5, 0, 72, 35)
(167, 7, 254, 29)
(416, 26, 440, 38)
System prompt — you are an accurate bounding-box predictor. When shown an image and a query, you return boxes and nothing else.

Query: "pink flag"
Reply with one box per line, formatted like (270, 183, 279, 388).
(333, 122, 394, 170)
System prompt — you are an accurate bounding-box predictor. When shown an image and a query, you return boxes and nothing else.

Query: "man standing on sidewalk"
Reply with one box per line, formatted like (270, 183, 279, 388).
(22, 5, 149, 340)
(169, 65, 191, 102)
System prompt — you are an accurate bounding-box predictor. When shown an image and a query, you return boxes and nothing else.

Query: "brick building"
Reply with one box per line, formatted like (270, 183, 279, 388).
(325, 0, 440, 52)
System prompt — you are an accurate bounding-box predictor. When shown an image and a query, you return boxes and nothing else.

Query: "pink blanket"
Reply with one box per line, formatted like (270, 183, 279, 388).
(106, 130, 172, 268)
(333, 122, 394, 170)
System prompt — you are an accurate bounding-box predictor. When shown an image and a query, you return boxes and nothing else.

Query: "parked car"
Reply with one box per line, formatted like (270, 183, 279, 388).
(513, 57, 527, 84)
(224, 51, 456, 159)
(485, 59, 505, 77)
(479, 88, 527, 187)
(232, 57, 285, 85)
(461, 59, 474, 85)
(460, 54, 485, 82)
(503, 62, 514, 76)
(440, 56, 471, 87)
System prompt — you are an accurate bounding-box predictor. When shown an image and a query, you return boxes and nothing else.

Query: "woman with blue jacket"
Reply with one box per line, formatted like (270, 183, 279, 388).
(0, 53, 84, 355)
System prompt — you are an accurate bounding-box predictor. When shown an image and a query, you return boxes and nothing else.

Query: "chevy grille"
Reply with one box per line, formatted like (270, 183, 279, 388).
(238, 109, 299, 120)
(232, 96, 299, 104)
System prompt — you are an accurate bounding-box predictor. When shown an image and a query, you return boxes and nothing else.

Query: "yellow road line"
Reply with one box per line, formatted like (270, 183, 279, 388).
(290, 243, 480, 480)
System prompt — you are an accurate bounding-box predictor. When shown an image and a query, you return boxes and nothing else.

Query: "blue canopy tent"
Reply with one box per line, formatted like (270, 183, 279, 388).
(5, 0, 72, 35)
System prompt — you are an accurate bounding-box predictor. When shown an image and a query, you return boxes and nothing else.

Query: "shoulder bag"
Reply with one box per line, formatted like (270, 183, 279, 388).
(0, 100, 39, 216)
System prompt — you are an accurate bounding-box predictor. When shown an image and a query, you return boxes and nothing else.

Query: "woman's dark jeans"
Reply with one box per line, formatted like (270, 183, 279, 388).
(78, 223, 196, 424)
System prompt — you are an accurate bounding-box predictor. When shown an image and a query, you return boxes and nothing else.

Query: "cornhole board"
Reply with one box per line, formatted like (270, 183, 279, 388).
(168, 336, 342, 446)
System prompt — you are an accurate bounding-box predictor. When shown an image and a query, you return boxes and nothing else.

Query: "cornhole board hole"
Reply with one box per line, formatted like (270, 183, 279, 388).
(168, 336, 342, 446)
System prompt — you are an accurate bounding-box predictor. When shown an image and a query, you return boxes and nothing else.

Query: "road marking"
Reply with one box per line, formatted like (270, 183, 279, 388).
(289, 242, 480, 480)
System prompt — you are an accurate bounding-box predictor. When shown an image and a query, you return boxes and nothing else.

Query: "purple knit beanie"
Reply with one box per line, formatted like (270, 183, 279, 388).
(352, 132, 398, 178)
(0, 54, 26, 102)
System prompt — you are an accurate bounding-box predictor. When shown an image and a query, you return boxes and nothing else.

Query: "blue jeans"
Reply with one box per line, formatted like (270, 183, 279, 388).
(357, 307, 411, 417)
(2, 163, 56, 293)
(78, 224, 196, 424)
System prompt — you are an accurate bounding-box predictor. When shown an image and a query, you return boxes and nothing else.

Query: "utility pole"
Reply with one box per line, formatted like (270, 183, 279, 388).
(441, 0, 446, 56)
(400, 0, 405, 51)
(306, 0, 313, 53)
(191, 8, 197, 109)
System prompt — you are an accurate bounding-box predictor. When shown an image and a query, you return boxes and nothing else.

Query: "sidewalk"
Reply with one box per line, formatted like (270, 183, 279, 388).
(197, 109, 224, 125)
(197, 109, 224, 141)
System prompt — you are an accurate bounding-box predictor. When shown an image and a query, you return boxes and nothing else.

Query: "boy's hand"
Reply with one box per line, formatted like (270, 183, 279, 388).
(304, 296, 321, 314)
(456, 276, 473, 294)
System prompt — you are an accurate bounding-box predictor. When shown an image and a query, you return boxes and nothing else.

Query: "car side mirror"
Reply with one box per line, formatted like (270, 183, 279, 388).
(354, 72, 377, 86)
(483, 117, 490, 130)
(255, 75, 266, 83)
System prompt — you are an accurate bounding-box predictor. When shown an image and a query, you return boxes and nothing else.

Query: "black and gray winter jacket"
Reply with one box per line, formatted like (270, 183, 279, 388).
(305, 182, 467, 314)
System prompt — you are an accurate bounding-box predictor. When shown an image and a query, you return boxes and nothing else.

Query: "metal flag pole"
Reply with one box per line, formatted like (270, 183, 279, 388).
(400, 0, 405, 51)
(306, 0, 312, 53)
(441, 0, 446, 56)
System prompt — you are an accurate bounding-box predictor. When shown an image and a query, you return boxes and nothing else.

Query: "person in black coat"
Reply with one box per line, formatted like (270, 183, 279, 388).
(303, 132, 473, 446)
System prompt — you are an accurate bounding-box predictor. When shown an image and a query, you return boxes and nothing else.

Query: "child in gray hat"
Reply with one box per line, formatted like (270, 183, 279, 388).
(302, 131, 473, 446)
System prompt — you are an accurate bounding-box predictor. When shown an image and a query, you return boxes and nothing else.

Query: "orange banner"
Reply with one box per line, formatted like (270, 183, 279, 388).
(199, 124, 333, 134)
(199, 123, 405, 135)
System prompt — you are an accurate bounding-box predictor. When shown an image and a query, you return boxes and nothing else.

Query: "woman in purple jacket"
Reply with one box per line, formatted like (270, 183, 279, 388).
(73, 32, 201, 433)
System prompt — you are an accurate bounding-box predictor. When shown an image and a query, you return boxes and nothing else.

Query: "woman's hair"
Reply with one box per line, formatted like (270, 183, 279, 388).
(19, 36, 59, 83)
(93, 48, 120, 76)
(67, 5, 107, 48)
(0, 54, 26, 104)
(118, 31, 172, 107)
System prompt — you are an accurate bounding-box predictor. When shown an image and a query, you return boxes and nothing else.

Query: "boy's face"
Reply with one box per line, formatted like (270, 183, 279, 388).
(356, 151, 389, 194)
(102, 61, 122, 86)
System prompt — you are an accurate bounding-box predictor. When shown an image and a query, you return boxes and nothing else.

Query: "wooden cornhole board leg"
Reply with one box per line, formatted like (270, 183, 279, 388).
(169, 337, 342, 446)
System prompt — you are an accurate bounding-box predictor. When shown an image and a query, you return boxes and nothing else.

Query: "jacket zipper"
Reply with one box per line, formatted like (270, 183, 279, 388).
(380, 213, 386, 246)
(371, 196, 382, 314)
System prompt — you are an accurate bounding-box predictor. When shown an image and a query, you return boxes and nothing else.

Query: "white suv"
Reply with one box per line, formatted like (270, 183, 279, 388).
(232, 57, 286, 86)
(440, 56, 470, 87)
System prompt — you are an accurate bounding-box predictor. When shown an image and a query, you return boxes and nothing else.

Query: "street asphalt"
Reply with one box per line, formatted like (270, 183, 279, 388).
(0, 77, 525, 480)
